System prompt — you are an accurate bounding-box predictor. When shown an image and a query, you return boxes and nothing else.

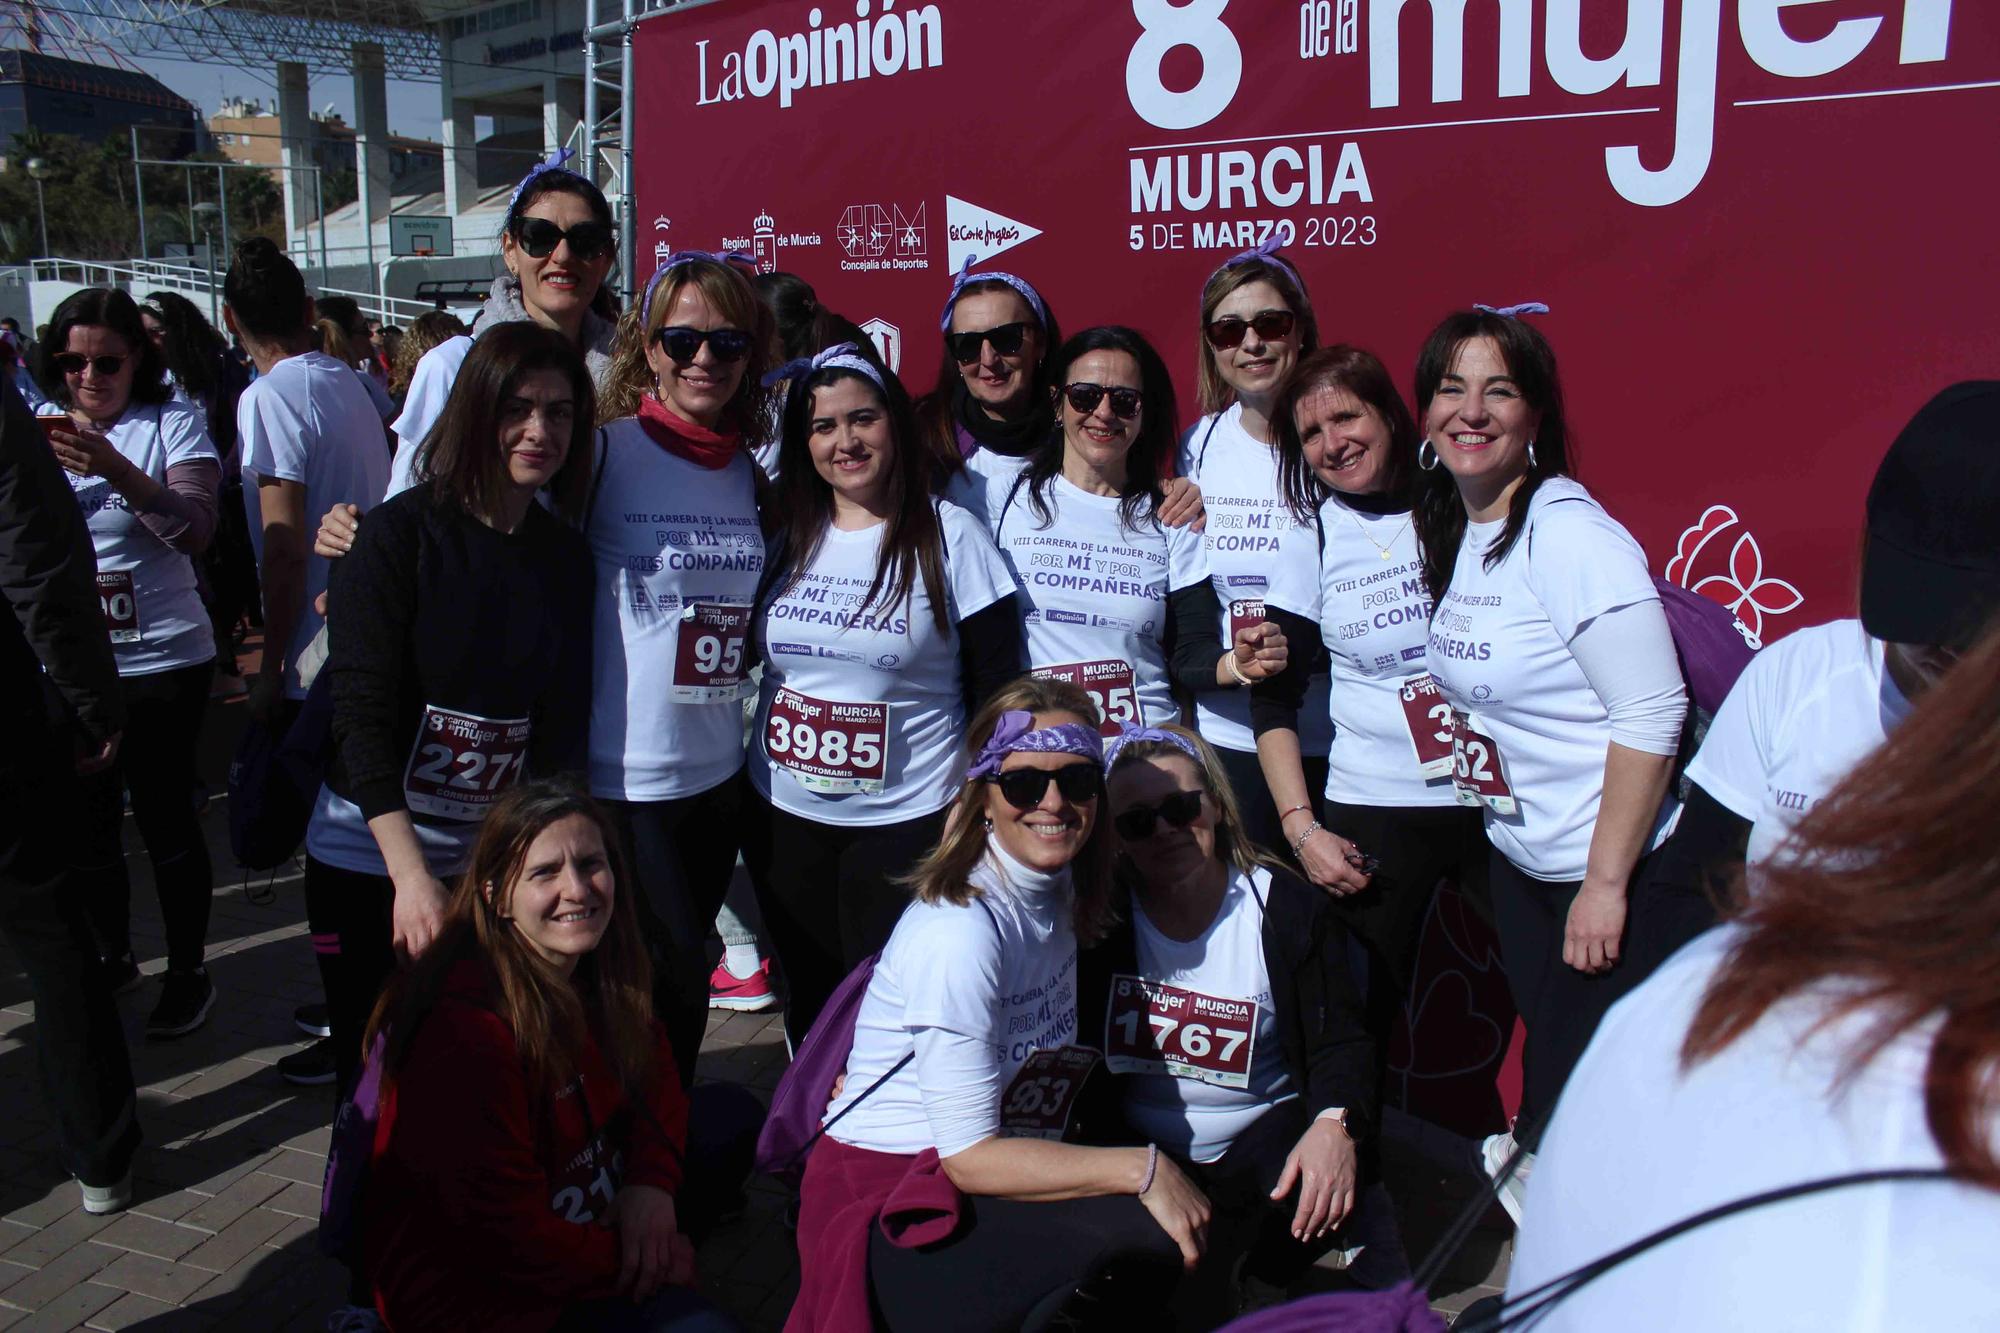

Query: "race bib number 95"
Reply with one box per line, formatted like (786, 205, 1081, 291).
(766, 688, 889, 794)
(1103, 975, 1257, 1089)
(1031, 659, 1138, 737)
(404, 705, 531, 821)
(670, 602, 752, 702)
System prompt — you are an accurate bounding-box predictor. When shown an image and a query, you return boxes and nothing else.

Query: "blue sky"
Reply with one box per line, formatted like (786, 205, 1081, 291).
(136, 54, 441, 140)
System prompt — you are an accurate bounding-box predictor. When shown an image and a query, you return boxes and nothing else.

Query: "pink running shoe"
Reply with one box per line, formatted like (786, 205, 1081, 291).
(708, 958, 779, 1012)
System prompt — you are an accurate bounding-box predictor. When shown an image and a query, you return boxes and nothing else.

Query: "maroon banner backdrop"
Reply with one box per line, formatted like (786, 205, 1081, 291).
(635, 0, 1999, 646)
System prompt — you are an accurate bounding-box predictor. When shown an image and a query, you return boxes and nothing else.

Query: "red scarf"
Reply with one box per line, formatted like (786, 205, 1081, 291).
(636, 394, 739, 470)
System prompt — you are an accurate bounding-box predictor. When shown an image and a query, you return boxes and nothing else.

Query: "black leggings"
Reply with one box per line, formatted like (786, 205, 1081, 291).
(606, 772, 746, 1089)
(73, 662, 214, 973)
(1488, 847, 1667, 1150)
(868, 1192, 1181, 1333)
(739, 788, 946, 1048)
(304, 856, 396, 1094)
(1319, 799, 1490, 1049)
(1213, 744, 1328, 867)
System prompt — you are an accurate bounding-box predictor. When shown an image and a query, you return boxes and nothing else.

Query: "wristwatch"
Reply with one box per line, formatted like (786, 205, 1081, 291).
(1316, 1106, 1366, 1142)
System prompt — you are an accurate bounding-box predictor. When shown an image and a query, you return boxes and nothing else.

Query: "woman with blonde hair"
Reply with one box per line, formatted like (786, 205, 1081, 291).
(389, 310, 469, 400)
(1083, 722, 1397, 1323)
(792, 678, 1205, 1333)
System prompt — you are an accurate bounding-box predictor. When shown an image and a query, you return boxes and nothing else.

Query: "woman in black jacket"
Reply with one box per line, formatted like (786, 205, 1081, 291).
(1078, 721, 1404, 1326)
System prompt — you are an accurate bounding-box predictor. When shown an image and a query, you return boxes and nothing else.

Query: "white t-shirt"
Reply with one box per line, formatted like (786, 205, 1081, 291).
(386, 335, 473, 497)
(1509, 927, 1999, 1330)
(1425, 478, 1677, 882)
(749, 501, 1015, 825)
(1180, 407, 1333, 756)
(831, 845, 1080, 1158)
(1684, 619, 1912, 869)
(51, 399, 219, 678)
(586, 417, 765, 801)
(1266, 494, 1455, 808)
(989, 472, 1212, 731)
(1112, 866, 1294, 1163)
(238, 351, 394, 699)
(944, 447, 1033, 521)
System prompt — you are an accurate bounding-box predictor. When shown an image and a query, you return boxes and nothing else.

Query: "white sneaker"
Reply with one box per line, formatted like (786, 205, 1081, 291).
(324, 1306, 384, 1332)
(1481, 1130, 1533, 1226)
(78, 1172, 132, 1215)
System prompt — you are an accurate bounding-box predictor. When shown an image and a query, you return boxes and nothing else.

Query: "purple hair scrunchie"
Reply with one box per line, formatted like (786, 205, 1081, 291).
(1473, 301, 1550, 318)
(640, 249, 755, 323)
(1101, 721, 1201, 776)
(966, 710, 1104, 781)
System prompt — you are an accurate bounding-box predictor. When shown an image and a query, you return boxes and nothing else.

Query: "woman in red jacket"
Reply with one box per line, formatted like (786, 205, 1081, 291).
(361, 781, 738, 1333)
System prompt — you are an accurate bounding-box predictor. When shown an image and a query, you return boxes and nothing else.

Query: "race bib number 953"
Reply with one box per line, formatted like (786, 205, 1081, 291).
(404, 705, 531, 821)
(1103, 975, 1257, 1089)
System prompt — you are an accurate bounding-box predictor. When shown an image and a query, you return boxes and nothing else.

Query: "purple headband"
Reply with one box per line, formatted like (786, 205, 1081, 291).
(1213, 232, 1304, 294)
(966, 710, 1104, 781)
(640, 249, 756, 322)
(1102, 721, 1200, 775)
(938, 257, 1049, 334)
(762, 341, 884, 391)
(1473, 301, 1550, 318)
(507, 147, 587, 218)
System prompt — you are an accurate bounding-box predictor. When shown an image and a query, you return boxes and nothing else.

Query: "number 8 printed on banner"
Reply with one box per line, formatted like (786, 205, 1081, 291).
(1126, 0, 1242, 131)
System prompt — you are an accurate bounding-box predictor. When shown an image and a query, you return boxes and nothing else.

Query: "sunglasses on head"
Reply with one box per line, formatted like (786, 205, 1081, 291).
(987, 763, 1103, 811)
(54, 353, 126, 377)
(512, 216, 617, 262)
(1061, 382, 1143, 419)
(650, 325, 754, 365)
(1204, 310, 1297, 350)
(1113, 789, 1206, 841)
(947, 322, 1030, 363)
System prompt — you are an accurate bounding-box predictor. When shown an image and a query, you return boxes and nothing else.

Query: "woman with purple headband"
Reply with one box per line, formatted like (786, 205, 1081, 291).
(740, 341, 1023, 1047)
(793, 678, 1206, 1333)
(1081, 721, 1402, 1323)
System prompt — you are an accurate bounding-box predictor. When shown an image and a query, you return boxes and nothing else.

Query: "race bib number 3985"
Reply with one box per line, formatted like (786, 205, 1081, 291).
(766, 688, 889, 794)
(1031, 659, 1138, 737)
(404, 705, 531, 821)
(1103, 975, 1257, 1089)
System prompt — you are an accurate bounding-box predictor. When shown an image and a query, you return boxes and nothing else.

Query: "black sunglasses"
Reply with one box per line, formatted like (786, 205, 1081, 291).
(1113, 789, 1206, 841)
(512, 216, 617, 262)
(651, 326, 754, 365)
(987, 764, 1103, 811)
(54, 353, 127, 377)
(947, 322, 1030, 363)
(1062, 382, 1143, 419)
(1204, 310, 1297, 350)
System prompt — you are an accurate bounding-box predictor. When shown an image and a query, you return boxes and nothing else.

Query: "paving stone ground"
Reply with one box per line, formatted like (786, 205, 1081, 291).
(0, 686, 1505, 1332)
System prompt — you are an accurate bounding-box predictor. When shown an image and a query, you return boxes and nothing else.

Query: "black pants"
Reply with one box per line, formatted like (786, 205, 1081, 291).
(739, 789, 946, 1047)
(1488, 847, 1666, 1151)
(554, 1287, 738, 1333)
(72, 662, 214, 974)
(868, 1191, 1182, 1333)
(1321, 799, 1490, 1049)
(607, 772, 746, 1089)
(304, 856, 396, 1094)
(1214, 745, 1328, 867)
(0, 713, 141, 1187)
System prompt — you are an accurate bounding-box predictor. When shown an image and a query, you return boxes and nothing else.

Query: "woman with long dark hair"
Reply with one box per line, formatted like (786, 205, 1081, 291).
(37, 287, 222, 1037)
(988, 326, 1285, 738)
(1411, 307, 1687, 1217)
(362, 781, 735, 1333)
(1507, 618, 2000, 1328)
(741, 343, 1021, 1044)
(1251, 346, 1489, 1054)
(309, 323, 597, 1095)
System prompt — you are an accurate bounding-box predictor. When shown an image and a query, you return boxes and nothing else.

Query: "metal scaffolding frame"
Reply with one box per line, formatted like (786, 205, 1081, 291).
(1, 0, 450, 81)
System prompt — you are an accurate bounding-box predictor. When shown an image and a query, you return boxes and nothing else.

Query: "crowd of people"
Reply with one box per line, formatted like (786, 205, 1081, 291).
(0, 147, 1993, 1333)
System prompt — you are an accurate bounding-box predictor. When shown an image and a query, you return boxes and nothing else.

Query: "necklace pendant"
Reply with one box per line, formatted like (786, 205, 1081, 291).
(1380, 549, 1391, 559)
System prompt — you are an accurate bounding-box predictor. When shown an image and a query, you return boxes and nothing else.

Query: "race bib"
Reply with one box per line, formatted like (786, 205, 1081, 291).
(999, 1046, 1100, 1141)
(548, 1134, 625, 1227)
(403, 706, 531, 821)
(669, 602, 752, 702)
(1227, 598, 1267, 644)
(1399, 674, 1456, 779)
(1031, 659, 1139, 737)
(1450, 709, 1517, 815)
(766, 687, 889, 794)
(96, 570, 140, 644)
(1103, 975, 1258, 1089)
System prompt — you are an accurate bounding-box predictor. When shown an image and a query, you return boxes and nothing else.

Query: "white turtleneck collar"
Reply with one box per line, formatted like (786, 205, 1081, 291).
(978, 838, 1073, 902)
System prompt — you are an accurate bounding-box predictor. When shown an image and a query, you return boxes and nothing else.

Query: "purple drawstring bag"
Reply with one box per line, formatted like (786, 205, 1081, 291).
(1218, 1282, 1448, 1333)
(754, 952, 889, 1188)
(319, 1030, 387, 1262)
(1650, 576, 1756, 716)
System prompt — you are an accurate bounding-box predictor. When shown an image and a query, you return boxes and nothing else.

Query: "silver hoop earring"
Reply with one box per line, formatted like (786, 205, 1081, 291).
(1527, 439, 1539, 469)
(1417, 440, 1439, 471)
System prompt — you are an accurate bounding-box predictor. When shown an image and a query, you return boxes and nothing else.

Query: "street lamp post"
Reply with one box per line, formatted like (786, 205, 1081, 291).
(191, 202, 221, 326)
(25, 158, 50, 257)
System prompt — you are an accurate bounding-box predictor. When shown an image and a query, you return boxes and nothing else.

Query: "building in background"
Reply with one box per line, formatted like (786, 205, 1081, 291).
(0, 49, 200, 157)
(209, 96, 433, 192)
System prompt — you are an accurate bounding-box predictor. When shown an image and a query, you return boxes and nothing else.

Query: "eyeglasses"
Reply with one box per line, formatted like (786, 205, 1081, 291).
(987, 764, 1103, 811)
(511, 217, 617, 262)
(947, 322, 1030, 363)
(1112, 789, 1206, 841)
(53, 353, 127, 377)
(1204, 310, 1297, 350)
(1061, 382, 1143, 419)
(650, 326, 754, 365)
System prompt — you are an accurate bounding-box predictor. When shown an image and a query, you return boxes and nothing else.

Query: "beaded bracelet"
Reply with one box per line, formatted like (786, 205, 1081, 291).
(1137, 1143, 1159, 1196)
(1224, 651, 1253, 687)
(1290, 821, 1324, 858)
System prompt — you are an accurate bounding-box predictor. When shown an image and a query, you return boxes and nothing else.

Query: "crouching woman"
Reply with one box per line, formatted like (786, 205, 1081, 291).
(791, 679, 1208, 1333)
(361, 782, 737, 1333)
